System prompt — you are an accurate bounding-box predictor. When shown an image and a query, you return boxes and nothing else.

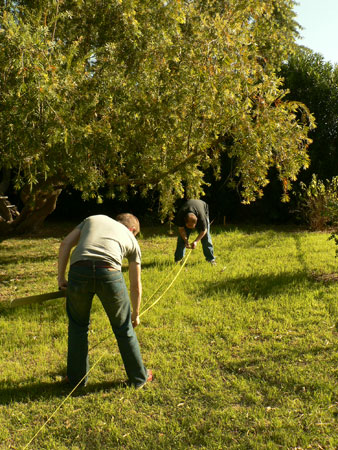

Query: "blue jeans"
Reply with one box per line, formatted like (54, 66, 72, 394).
(66, 264, 148, 387)
(174, 220, 215, 262)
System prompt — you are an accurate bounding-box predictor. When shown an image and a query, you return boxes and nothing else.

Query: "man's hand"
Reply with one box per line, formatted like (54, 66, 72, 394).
(132, 312, 140, 328)
(184, 240, 191, 248)
(190, 230, 206, 250)
(58, 278, 68, 290)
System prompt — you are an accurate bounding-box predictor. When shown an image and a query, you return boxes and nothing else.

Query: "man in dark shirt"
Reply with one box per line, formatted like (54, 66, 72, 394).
(174, 199, 216, 264)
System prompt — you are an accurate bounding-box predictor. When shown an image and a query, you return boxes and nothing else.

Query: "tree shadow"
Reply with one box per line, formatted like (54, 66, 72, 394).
(218, 344, 334, 404)
(141, 259, 198, 270)
(201, 270, 313, 300)
(141, 260, 176, 270)
(0, 254, 55, 266)
(291, 232, 310, 272)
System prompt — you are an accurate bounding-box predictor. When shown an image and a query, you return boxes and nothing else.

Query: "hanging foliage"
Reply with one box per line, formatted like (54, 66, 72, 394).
(0, 0, 314, 232)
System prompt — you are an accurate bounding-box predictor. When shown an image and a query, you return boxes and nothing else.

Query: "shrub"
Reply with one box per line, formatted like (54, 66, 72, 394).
(295, 174, 338, 231)
(329, 232, 338, 258)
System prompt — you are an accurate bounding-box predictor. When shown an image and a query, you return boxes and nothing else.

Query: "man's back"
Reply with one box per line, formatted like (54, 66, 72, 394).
(70, 215, 141, 270)
(176, 199, 209, 231)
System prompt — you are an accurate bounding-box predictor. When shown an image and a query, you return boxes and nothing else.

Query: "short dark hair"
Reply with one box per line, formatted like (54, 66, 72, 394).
(184, 213, 197, 225)
(116, 213, 140, 235)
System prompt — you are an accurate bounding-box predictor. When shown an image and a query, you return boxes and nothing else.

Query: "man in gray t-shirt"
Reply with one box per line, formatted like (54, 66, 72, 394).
(58, 213, 152, 389)
(70, 215, 141, 271)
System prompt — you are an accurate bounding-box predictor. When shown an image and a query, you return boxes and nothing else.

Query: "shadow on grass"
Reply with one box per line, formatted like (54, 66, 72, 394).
(141, 259, 198, 270)
(292, 232, 310, 272)
(0, 254, 56, 266)
(0, 378, 128, 406)
(219, 344, 334, 403)
(218, 223, 305, 235)
(0, 301, 21, 317)
(0, 298, 65, 319)
(202, 270, 313, 300)
(141, 260, 176, 270)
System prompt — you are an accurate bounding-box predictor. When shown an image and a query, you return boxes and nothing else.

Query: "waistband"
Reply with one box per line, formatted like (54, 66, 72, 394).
(71, 260, 119, 270)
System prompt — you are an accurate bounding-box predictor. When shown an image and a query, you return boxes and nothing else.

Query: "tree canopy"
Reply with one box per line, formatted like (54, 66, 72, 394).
(0, 0, 314, 233)
(281, 47, 338, 181)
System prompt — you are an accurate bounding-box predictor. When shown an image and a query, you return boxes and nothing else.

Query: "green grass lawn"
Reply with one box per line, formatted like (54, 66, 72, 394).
(0, 222, 337, 449)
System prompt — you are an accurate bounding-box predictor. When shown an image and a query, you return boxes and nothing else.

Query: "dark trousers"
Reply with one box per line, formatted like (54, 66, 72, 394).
(174, 220, 215, 262)
(66, 264, 148, 387)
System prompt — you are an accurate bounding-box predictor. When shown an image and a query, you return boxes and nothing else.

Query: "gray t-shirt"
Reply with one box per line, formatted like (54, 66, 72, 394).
(70, 215, 141, 270)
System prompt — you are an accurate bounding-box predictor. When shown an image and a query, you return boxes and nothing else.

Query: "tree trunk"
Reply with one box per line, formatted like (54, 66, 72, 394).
(0, 187, 63, 236)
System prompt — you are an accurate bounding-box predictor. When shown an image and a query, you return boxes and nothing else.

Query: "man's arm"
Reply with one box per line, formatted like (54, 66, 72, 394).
(129, 261, 142, 328)
(191, 229, 207, 249)
(178, 226, 190, 248)
(58, 228, 81, 290)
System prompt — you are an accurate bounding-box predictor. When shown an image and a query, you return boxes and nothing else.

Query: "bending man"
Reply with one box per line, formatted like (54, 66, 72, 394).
(174, 199, 216, 265)
(58, 213, 152, 388)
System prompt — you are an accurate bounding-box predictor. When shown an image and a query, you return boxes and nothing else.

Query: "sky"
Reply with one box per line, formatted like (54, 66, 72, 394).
(293, 0, 338, 65)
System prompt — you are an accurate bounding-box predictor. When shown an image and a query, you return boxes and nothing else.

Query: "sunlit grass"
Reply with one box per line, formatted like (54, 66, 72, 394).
(0, 222, 338, 449)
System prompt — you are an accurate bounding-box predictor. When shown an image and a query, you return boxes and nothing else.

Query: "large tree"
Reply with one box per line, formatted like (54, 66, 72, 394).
(281, 47, 338, 182)
(0, 0, 314, 233)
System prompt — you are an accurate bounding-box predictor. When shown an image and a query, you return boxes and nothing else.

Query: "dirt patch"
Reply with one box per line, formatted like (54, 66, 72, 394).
(311, 272, 338, 283)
